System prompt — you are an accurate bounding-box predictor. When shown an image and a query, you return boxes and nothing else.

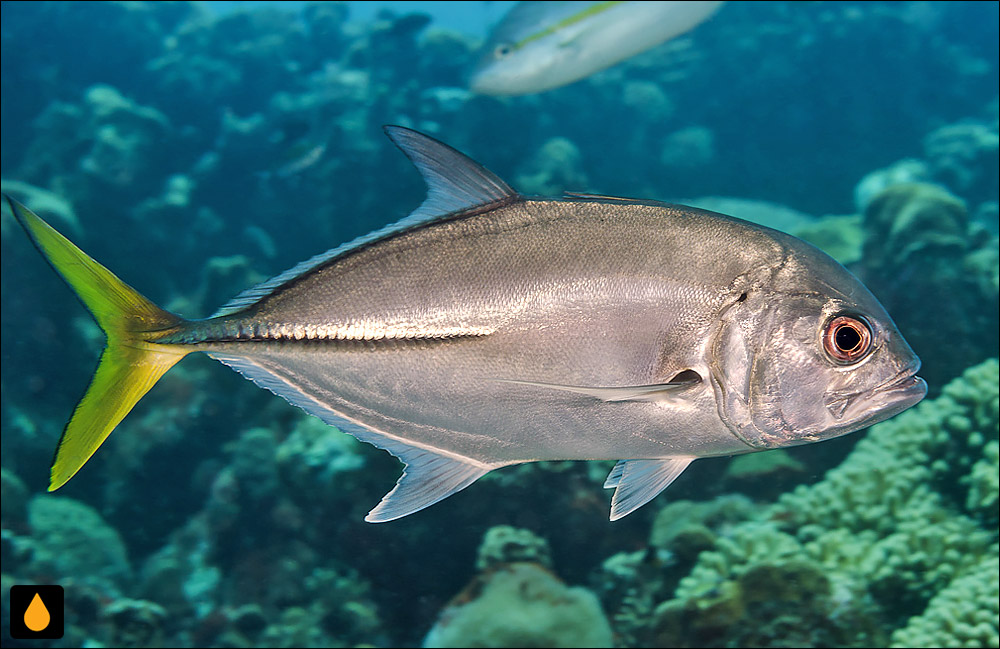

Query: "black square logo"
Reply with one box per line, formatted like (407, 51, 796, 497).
(9, 585, 64, 639)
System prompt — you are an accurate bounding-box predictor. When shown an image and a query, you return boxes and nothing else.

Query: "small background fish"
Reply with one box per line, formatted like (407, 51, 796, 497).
(0, 2, 996, 648)
(471, 1, 724, 95)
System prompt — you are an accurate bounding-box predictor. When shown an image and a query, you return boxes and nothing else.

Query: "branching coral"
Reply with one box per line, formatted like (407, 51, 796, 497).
(889, 551, 999, 648)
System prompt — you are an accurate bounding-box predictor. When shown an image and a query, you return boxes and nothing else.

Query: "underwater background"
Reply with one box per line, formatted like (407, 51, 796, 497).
(1, 1, 997, 647)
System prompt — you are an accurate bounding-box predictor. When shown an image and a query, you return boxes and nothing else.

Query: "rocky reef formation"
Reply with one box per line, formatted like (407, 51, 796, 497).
(424, 527, 614, 648)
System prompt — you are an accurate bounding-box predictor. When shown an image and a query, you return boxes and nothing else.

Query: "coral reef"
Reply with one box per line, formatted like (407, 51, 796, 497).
(594, 496, 760, 646)
(659, 126, 715, 176)
(26, 495, 133, 596)
(790, 214, 864, 266)
(889, 553, 999, 648)
(514, 137, 588, 196)
(105, 598, 169, 648)
(681, 197, 815, 234)
(854, 158, 934, 213)
(424, 562, 613, 648)
(476, 525, 553, 572)
(923, 120, 1000, 208)
(0, 2, 997, 647)
(424, 527, 613, 648)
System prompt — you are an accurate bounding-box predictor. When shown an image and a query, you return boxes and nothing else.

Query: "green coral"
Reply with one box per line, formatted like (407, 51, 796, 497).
(792, 214, 864, 266)
(423, 562, 613, 648)
(777, 359, 998, 529)
(863, 183, 968, 268)
(594, 497, 759, 647)
(27, 495, 133, 595)
(274, 414, 368, 511)
(967, 440, 999, 523)
(514, 137, 588, 196)
(476, 525, 552, 572)
(889, 552, 999, 648)
(651, 522, 879, 647)
(426, 526, 613, 648)
(964, 237, 1000, 297)
(722, 449, 808, 499)
(255, 567, 383, 648)
(104, 598, 168, 648)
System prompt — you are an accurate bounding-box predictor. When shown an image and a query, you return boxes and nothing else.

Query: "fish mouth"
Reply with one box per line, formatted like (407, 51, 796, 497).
(873, 358, 926, 403)
(845, 363, 927, 428)
(822, 360, 926, 432)
(878, 371, 927, 402)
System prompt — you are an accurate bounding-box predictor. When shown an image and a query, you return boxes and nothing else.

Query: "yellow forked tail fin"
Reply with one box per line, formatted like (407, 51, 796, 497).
(6, 195, 190, 490)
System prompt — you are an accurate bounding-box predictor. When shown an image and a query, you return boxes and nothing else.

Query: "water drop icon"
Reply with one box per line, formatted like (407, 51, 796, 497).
(24, 592, 51, 632)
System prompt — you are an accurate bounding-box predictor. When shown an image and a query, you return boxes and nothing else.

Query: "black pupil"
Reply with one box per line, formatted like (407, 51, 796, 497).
(835, 324, 862, 351)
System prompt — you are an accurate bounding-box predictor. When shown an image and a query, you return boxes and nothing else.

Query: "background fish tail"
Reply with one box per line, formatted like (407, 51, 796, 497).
(6, 196, 190, 490)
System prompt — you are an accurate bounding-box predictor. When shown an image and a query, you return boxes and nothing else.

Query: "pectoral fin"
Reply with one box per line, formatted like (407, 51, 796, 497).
(495, 375, 699, 402)
(365, 450, 491, 523)
(604, 458, 694, 520)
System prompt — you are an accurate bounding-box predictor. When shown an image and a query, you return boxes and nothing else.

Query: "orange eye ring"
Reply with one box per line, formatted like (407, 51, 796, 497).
(823, 315, 873, 364)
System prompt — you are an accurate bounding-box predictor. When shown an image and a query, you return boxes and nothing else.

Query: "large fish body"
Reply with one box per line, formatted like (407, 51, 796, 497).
(471, 1, 724, 95)
(9, 127, 925, 522)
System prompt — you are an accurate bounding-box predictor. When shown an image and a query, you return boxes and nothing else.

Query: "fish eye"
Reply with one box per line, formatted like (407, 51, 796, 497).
(823, 315, 873, 364)
(494, 43, 513, 59)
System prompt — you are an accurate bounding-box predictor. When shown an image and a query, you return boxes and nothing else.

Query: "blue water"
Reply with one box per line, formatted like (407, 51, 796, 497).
(1, 2, 997, 647)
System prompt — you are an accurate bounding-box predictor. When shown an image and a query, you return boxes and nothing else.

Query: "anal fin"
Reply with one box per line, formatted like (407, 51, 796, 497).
(365, 450, 490, 523)
(604, 458, 694, 520)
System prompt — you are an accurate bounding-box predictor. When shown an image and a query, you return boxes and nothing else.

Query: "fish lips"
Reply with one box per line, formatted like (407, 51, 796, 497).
(825, 362, 927, 433)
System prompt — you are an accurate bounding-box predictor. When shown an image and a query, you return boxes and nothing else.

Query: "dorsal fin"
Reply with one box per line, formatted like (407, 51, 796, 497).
(562, 191, 652, 204)
(384, 125, 518, 220)
(214, 127, 520, 317)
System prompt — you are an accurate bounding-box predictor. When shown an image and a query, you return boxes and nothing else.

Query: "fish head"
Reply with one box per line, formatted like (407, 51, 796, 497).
(711, 249, 926, 450)
(470, 1, 598, 96)
(470, 32, 579, 96)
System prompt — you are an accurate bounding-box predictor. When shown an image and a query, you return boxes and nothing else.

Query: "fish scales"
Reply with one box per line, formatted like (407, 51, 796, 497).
(223, 199, 784, 342)
(184, 201, 781, 461)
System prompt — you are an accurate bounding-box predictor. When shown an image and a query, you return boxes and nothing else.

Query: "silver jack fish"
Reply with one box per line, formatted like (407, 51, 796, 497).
(471, 1, 724, 95)
(9, 127, 926, 522)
